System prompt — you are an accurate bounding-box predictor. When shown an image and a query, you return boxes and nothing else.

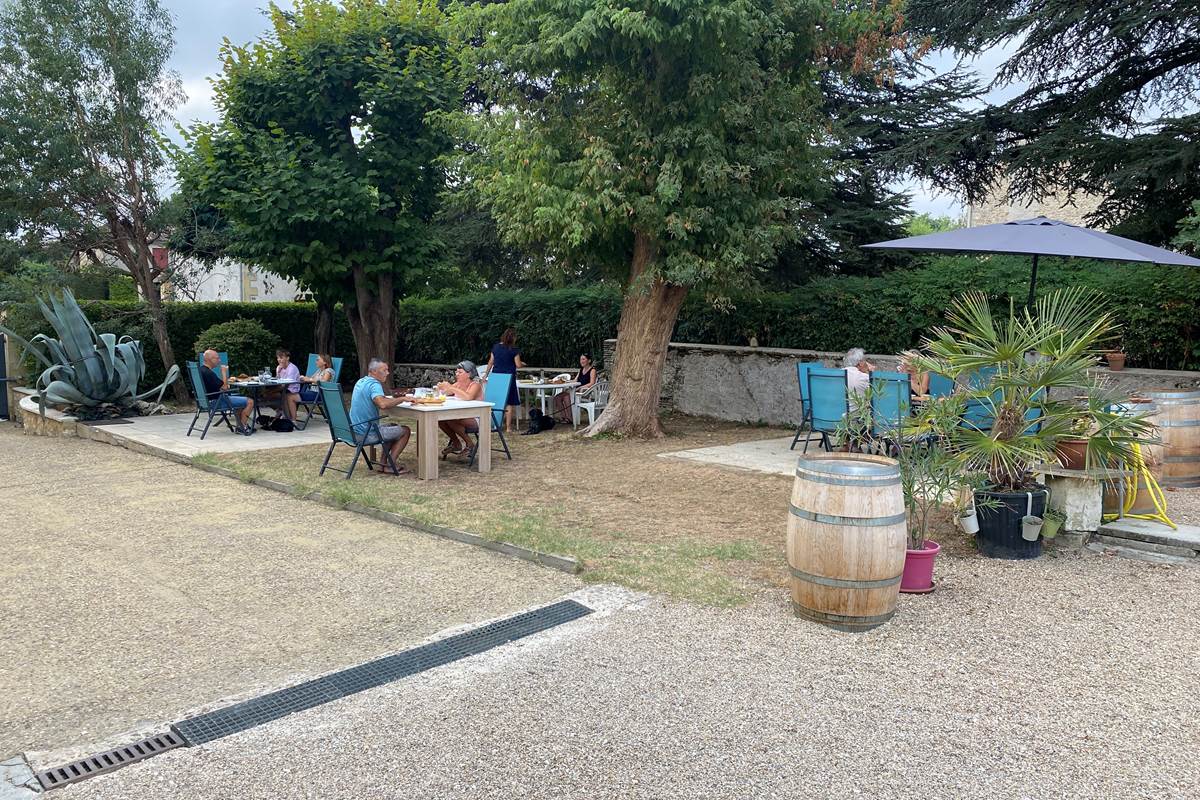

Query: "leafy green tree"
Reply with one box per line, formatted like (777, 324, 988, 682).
(905, 213, 959, 237)
(0, 0, 186, 399)
(177, 0, 463, 373)
(906, 0, 1200, 245)
(456, 0, 906, 436)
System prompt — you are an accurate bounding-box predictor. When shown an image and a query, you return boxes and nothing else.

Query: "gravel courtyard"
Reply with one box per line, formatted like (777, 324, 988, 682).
(0, 423, 577, 765)
(59, 551, 1200, 799)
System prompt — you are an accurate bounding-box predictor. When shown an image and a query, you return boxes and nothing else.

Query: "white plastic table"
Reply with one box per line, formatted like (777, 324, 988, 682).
(516, 379, 580, 428)
(384, 397, 494, 480)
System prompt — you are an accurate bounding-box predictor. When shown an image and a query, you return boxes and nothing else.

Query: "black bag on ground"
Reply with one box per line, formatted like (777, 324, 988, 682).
(267, 416, 295, 433)
(522, 408, 556, 435)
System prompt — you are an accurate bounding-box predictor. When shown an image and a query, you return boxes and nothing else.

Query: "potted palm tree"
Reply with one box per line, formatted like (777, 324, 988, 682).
(913, 288, 1154, 559)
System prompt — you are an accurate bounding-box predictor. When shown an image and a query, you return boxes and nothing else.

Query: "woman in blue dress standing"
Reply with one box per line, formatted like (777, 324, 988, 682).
(486, 327, 525, 433)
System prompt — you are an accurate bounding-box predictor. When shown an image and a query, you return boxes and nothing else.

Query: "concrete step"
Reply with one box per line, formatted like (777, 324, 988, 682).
(1091, 534, 1198, 559)
(1096, 518, 1200, 555)
(1085, 541, 1197, 565)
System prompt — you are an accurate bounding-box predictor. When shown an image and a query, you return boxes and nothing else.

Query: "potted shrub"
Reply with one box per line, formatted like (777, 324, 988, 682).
(895, 398, 964, 593)
(913, 288, 1154, 560)
(1105, 345, 1126, 371)
(1055, 416, 1091, 470)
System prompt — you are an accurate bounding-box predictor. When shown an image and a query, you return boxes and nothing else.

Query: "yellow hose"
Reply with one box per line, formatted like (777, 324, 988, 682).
(1102, 443, 1177, 529)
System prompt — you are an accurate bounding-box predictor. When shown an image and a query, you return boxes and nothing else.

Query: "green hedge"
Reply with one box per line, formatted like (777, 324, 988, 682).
(5, 256, 1200, 389)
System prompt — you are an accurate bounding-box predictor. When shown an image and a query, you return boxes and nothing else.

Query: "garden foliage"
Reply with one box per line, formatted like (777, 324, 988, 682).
(4, 256, 1199, 387)
(192, 319, 282, 376)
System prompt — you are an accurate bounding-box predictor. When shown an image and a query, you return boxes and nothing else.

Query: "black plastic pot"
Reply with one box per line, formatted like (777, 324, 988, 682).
(975, 488, 1047, 560)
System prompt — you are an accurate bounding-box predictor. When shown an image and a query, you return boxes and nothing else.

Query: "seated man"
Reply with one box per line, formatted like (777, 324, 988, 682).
(199, 349, 254, 434)
(842, 347, 874, 406)
(350, 357, 412, 475)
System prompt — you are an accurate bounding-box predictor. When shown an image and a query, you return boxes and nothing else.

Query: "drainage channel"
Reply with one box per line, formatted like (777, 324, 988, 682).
(36, 598, 592, 791)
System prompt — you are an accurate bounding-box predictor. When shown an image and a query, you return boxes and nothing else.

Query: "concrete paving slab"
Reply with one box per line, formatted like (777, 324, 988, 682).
(0, 423, 576, 765)
(81, 411, 330, 459)
(656, 435, 806, 477)
(1099, 517, 1200, 550)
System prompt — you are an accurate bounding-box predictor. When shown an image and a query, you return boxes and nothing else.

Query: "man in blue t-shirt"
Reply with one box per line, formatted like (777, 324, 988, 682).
(199, 349, 255, 434)
(350, 358, 411, 474)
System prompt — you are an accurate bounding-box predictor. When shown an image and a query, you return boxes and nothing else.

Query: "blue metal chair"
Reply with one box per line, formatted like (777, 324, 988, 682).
(185, 360, 237, 439)
(929, 373, 955, 398)
(295, 354, 346, 430)
(316, 381, 396, 479)
(805, 367, 849, 453)
(790, 360, 824, 451)
(870, 370, 912, 435)
(468, 371, 513, 467)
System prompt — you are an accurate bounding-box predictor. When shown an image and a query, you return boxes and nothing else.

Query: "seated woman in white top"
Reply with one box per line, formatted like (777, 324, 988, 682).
(843, 347, 874, 402)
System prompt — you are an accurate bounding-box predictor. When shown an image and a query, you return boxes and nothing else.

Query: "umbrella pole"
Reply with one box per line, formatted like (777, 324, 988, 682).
(1026, 253, 1039, 310)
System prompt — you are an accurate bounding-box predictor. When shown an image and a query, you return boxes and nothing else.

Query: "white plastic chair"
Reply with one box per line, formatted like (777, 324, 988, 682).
(579, 378, 609, 426)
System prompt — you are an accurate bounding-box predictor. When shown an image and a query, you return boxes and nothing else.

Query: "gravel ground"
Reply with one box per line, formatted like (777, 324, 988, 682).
(0, 424, 576, 764)
(59, 552, 1200, 800)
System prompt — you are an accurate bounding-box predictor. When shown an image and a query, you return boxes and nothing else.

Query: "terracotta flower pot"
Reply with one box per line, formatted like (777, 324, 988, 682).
(900, 540, 940, 593)
(1106, 351, 1126, 371)
(1056, 437, 1088, 470)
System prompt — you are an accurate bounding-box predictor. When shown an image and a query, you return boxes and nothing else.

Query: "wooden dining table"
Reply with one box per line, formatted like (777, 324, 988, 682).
(383, 397, 494, 480)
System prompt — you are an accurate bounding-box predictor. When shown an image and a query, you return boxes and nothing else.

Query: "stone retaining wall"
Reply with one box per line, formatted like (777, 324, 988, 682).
(601, 340, 1200, 427)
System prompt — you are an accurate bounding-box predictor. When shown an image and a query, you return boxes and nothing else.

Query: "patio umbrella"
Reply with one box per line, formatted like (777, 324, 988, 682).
(862, 216, 1200, 307)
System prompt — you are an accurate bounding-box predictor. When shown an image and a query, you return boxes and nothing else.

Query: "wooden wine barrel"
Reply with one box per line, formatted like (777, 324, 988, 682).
(1145, 389, 1200, 488)
(787, 453, 906, 632)
(1102, 473, 1158, 516)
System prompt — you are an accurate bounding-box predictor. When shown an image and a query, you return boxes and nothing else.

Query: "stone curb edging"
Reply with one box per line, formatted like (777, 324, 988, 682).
(187, 461, 582, 575)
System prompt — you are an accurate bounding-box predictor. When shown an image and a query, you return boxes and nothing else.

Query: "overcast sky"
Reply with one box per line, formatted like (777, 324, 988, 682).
(162, 0, 1019, 221)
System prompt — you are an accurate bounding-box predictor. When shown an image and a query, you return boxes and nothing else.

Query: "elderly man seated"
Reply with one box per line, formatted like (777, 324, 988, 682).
(198, 349, 255, 434)
(350, 357, 412, 475)
(843, 347, 875, 406)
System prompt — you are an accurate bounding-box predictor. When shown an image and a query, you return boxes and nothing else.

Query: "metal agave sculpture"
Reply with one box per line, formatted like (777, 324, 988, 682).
(0, 288, 180, 416)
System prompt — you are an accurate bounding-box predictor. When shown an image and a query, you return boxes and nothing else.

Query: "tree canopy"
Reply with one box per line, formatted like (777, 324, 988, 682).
(176, 0, 463, 370)
(454, 0, 911, 434)
(0, 0, 186, 396)
(906, 0, 1200, 244)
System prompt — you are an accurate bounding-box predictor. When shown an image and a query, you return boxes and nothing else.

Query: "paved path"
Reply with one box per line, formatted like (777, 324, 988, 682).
(80, 411, 330, 458)
(0, 424, 576, 765)
(658, 435, 800, 477)
(56, 552, 1200, 799)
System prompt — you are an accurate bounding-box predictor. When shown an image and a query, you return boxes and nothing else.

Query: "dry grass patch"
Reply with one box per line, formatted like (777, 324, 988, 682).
(199, 414, 973, 605)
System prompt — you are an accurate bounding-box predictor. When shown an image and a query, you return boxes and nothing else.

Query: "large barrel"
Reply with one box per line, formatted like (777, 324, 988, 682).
(787, 453, 906, 632)
(1145, 389, 1200, 488)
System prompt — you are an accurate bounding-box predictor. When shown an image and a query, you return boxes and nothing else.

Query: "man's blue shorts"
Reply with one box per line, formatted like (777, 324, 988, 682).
(213, 395, 249, 411)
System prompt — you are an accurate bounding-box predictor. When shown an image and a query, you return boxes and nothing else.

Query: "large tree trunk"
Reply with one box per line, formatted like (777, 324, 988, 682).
(314, 297, 336, 357)
(585, 232, 686, 438)
(345, 267, 396, 384)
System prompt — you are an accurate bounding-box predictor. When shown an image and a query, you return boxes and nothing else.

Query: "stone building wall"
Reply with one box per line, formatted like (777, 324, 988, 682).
(966, 178, 1104, 227)
(603, 340, 1200, 427)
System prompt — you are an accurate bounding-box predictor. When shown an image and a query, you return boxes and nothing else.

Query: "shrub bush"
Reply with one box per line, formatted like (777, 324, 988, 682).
(5, 255, 1199, 386)
(192, 319, 281, 375)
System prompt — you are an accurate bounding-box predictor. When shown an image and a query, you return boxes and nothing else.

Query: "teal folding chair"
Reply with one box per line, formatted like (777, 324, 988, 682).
(790, 360, 824, 450)
(870, 371, 913, 454)
(468, 372, 512, 467)
(185, 360, 237, 439)
(805, 367, 849, 453)
(929, 373, 955, 397)
(295, 354, 345, 430)
(316, 381, 396, 479)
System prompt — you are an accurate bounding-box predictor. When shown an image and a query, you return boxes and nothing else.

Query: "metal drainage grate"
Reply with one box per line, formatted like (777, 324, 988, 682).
(36, 731, 183, 791)
(174, 598, 592, 746)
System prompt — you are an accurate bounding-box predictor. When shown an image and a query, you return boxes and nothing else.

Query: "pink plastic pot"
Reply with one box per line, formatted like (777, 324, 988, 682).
(900, 540, 940, 594)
